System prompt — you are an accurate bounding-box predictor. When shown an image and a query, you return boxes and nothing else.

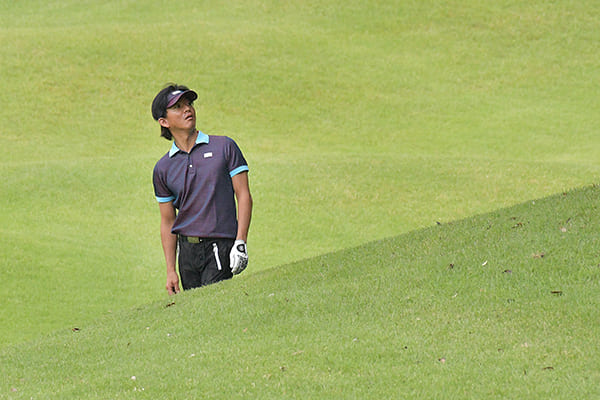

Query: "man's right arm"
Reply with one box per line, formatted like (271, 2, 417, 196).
(159, 201, 179, 295)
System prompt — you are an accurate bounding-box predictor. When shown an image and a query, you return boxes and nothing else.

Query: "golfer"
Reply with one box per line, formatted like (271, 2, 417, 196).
(151, 84, 253, 295)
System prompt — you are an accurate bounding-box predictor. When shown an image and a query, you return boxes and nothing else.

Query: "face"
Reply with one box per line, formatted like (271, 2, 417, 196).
(159, 96, 196, 133)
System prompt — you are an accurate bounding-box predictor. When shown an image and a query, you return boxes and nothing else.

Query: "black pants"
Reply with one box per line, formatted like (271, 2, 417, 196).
(178, 237, 234, 290)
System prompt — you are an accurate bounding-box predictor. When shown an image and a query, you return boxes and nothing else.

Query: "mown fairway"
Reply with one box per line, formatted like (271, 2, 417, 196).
(0, 0, 599, 393)
(2, 186, 600, 398)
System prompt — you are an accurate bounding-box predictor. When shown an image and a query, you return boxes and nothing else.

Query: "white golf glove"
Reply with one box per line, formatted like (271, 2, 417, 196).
(230, 240, 248, 275)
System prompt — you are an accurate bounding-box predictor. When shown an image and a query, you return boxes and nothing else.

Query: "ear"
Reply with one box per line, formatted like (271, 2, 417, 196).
(158, 117, 170, 129)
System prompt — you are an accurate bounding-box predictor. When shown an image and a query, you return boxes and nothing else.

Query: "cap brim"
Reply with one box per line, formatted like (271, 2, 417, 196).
(167, 89, 198, 108)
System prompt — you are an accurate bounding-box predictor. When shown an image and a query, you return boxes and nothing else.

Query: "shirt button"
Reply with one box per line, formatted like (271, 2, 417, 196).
(189, 164, 193, 168)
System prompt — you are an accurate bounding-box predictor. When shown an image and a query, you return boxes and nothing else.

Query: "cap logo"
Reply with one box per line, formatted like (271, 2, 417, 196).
(164, 88, 197, 110)
(166, 90, 186, 108)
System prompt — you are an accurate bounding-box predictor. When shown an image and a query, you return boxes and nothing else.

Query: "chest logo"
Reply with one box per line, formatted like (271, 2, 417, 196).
(204, 152, 213, 158)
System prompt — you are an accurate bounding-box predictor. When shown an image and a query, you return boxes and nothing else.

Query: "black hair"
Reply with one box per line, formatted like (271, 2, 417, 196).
(151, 83, 191, 140)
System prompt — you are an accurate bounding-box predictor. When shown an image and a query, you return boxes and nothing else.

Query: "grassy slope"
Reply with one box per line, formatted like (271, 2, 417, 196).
(1, 0, 599, 346)
(2, 186, 600, 398)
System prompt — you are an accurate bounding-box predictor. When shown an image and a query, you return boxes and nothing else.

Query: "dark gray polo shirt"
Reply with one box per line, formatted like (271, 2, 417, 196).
(152, 131, 249, 238)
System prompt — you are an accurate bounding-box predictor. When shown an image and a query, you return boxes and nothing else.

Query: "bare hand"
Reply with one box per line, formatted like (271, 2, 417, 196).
(166, 271, 181, 295)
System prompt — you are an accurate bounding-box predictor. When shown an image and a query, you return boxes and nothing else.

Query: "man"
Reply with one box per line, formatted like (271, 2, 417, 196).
(151, 84, 253, 295)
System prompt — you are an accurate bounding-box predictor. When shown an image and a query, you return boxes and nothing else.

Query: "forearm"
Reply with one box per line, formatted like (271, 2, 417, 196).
(236, 191, 252, 242)
(158, 200, 180, 294)
(230, 172, 252, 275)
(158, 201, 177, 272)
(232, 172, 253, 242)
(160, 224, 177, 272)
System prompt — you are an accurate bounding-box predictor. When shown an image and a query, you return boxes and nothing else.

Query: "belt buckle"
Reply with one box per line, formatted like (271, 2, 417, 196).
(188, 237, 201, 244)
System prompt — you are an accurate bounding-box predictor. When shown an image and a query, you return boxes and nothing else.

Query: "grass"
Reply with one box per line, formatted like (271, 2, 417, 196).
(2, 186, 600, 398)
(0, 0, 600, 394)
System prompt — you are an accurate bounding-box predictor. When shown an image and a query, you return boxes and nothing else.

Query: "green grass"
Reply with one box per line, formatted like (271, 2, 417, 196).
(2, 186, 600, 398)
(0, 0, 600, 394)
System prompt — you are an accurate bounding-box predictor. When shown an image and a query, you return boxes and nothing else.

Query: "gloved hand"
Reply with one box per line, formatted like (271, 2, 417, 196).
(230, 240, 248, 275)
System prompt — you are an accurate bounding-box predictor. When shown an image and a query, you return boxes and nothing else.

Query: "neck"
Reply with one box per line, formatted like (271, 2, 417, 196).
(172, 129, 198, 153)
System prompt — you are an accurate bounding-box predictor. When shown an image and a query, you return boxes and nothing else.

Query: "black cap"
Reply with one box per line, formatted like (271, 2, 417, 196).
(151, 85, 198, 120)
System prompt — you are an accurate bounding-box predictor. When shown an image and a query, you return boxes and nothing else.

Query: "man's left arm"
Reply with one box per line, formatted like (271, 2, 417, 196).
(230, 171, 252, 274)
(231, 171, 252, 241)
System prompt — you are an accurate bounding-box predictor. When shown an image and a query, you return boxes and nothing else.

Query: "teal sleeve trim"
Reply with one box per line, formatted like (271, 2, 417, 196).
(230, 165, 249, 177)
(156, 196, 175, 203)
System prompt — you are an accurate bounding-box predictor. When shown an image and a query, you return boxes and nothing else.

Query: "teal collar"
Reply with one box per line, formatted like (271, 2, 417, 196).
(169, 131, 210, 157)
